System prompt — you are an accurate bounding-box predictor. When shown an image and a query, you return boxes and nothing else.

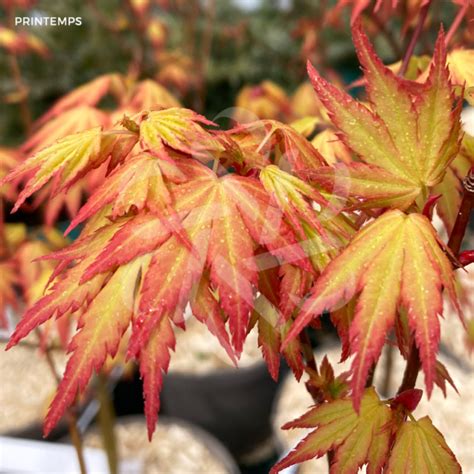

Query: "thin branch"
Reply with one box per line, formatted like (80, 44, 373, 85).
(367, 13, 402, 59)
(444, 2, 468, 47)
(398, 0, 432, 77)
(397, 341, 420, 395)
(35, 330, 87, 474)
(6, 8, 32, 135)
(97, 373, 118, 474)
(299, 328, 318, 374)
(447, 167, 474, 257)
(380, 343, 394, 397)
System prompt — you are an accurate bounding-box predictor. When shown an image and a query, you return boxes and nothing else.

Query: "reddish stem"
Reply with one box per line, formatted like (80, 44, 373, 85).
(444, 2, 468, 47)
(398, 0, 432, 77)
(397, 341, 421, 395)
(448, 167, 474, 257)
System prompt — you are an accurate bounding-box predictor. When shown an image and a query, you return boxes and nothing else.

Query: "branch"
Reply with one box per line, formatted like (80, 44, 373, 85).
(398, 0, 432, 77)
(448, 167, 474, 257)
(444, 2, 468, 47)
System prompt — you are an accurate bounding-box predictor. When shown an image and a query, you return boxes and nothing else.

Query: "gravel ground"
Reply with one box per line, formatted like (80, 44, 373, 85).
(0, 341, 66, 434)
(83, 417, 236, 473)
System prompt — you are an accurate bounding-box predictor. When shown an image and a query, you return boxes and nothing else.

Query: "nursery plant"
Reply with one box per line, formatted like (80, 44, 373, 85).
(1, 2, 473, 474)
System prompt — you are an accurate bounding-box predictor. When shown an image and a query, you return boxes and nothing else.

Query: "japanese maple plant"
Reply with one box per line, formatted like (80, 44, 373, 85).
(2, 15, 473, 474)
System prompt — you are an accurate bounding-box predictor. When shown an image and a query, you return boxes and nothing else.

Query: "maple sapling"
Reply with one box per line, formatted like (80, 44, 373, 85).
(1, 3, 473, 472)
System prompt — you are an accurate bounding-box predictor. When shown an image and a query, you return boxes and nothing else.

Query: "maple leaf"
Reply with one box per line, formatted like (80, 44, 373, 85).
(36, 73, 126, 125)
(43, 254, 150, 436)
(1, 127, 138, 213)
(5, 154, 314, 436)
(229, 120, 326, 176)
(128, 79, 181, 111)
(139, 108, 223, 160)
(307, 23, 462, 211)
(260, 164, 328, 238)
(271, 388, 394, 474)
(433, 134, 474, 233)
(310, 129, 352, 166)
(0, 260, 17, 328)
(23, 106, 110, 155)
(132, 167, 312, 354)
(64, 152, 187, 239)
(386, 416, 461, 473)
(284, 210, 460, 407)
(306, 356, 350, 401)
(139, 312, 176, 439)
(0, 148, 21, 201)
(447, 49, 474, 91)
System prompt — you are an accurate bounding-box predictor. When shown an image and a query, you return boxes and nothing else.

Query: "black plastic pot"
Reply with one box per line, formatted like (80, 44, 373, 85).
(159, 361, 287, 459)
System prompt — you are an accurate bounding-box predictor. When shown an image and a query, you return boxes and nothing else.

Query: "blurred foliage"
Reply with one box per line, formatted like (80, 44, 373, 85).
(0, 0, 461, 143)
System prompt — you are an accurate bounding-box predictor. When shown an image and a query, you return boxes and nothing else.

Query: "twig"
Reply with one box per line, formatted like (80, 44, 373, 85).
(6, 8, 32, 135)
(35, 330, 87, 474)
(368, 13, 402, 59)
(380, 343, 394, 396)
(397, 341, 420, 395)
(299, 328, 318, 374)
(447, 167, 474, 257)
(97, 373, 118, 474)
(444, 2, 468, 47)
(195, 0, 216, 112)
(398, 0, 432, 77)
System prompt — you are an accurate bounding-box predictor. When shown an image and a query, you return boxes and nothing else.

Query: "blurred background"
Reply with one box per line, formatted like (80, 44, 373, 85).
(0, 1, 472, 473)
(0, 0, 465, 141)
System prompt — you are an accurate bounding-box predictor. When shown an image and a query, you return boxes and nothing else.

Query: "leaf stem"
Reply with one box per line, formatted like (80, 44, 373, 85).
(398, 0, 432, 77)
(380, 343, 395, 396)
(67, 412, 88, 474)
(6, 7, 32, 135)
(397, 341, 420, 395)
(97, 373, 118, 474)
(299, 328, 318, 374)
(447, 167, 474, 257)
(367, 13, 402, 59)
(444, 2, 468, 48)
(37, 331, 87, 474)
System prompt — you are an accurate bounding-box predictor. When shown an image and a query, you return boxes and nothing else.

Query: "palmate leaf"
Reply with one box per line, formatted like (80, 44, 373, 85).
(0, 127, 138, 213)
(434, 135, 474, 233)
(37, 73, 126, 125)
(284, 210, 460, 407)
(0, 261, 17, 328)
(64, 152, 188, 243)
(131, 166, 311, 354)
(271, 388, 393, 474)
(43, 255, 150, 436)
(23, 106, 110, 155)
(307, 23, 462, 211)
(229, 120, 326, 175)
(386, 417, 461, 473)
(139, 108, 224, 160)
(272, 389, 461, 474)
(6, 158, 313, 436)
(260, 164, 328, 238)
